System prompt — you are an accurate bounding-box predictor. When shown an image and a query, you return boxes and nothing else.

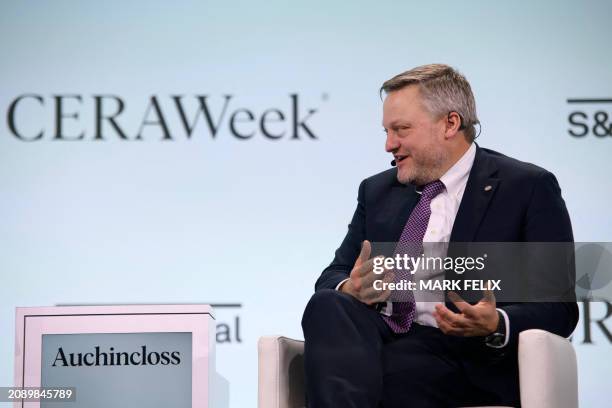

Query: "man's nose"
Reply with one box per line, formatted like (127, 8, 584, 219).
(385, 131, 399, 153)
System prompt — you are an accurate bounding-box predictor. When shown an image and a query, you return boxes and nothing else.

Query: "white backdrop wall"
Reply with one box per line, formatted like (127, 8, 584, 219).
(1, 1, 611, 407)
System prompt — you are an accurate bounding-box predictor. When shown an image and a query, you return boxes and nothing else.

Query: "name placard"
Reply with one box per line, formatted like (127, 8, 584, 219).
(14, 305, 214, 408)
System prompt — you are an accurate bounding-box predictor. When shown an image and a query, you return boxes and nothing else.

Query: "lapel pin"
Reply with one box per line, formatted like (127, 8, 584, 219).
(484, 185, 493, 192)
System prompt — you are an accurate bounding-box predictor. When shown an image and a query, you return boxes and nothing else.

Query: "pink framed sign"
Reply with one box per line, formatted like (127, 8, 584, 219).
(14, 304, 215, 408)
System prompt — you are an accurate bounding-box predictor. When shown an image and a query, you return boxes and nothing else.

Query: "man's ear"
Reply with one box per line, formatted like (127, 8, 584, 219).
(445, 111, 462, 138)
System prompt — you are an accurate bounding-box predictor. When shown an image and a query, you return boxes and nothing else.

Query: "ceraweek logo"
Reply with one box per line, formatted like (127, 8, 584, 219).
(6, 93, 326, 141)
(567, 98, 612, 137)
(576, 299, 612, 344)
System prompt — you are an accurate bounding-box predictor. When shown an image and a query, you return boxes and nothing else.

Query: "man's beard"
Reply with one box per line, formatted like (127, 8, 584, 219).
(397, 145, 449, 186)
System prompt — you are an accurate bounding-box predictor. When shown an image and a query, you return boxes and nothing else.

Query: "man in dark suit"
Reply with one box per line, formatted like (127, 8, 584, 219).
(301, 64, 578, 407)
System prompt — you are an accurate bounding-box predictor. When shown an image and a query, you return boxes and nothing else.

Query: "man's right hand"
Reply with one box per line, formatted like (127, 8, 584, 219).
(339, 240, 394, 305)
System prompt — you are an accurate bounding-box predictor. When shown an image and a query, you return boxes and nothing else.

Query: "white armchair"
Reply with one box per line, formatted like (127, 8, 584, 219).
(258, 329, 578, 408)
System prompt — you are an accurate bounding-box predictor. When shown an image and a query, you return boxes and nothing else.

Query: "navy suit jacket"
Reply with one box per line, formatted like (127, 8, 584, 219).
(315, 145, 579, 350)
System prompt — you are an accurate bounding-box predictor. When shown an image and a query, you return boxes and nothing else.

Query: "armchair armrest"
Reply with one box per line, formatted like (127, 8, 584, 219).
(258, 336, 305, 408)
(518, 329, 578, 408)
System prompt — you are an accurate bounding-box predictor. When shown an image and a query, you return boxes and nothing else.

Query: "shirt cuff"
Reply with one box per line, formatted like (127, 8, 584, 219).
(334, 279, 393, 317)
(486, 308, 510, 348)
(379, 301, 393, 317)
(335, 278, 350, 291)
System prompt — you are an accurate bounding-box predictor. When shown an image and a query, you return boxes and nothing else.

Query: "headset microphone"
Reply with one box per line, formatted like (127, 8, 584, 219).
(391, 159, 396, 167)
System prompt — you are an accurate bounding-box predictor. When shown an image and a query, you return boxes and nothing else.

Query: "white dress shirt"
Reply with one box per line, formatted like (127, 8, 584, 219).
(415, 142, 477, 326)
(336, 143, 509, 347)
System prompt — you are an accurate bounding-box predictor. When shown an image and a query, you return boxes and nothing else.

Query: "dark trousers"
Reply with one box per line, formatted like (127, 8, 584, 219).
(301, 289, 520, 408)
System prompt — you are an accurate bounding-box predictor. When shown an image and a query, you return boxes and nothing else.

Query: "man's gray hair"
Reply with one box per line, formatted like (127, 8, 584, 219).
(380, 64, 479, 142)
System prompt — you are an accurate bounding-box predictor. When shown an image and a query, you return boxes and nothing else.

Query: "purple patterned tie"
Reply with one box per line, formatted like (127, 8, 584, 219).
(382, 180, 446, 333)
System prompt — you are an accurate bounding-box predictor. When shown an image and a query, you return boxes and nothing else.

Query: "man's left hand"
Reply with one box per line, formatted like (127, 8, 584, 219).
(433, 289, 498, 337)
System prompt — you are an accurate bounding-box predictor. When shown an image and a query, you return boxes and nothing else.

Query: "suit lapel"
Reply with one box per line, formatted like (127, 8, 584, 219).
(450, 147, 499, 242)
(381, 179, 420, 241)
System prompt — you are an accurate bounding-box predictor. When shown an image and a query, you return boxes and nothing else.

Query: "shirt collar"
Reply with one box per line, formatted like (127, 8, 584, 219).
(439, 143, 476, 200)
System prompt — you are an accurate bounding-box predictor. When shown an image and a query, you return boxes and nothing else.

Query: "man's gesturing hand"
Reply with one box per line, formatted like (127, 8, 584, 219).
(433, 289, 499, 337)
(340, 240, 394, 305)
